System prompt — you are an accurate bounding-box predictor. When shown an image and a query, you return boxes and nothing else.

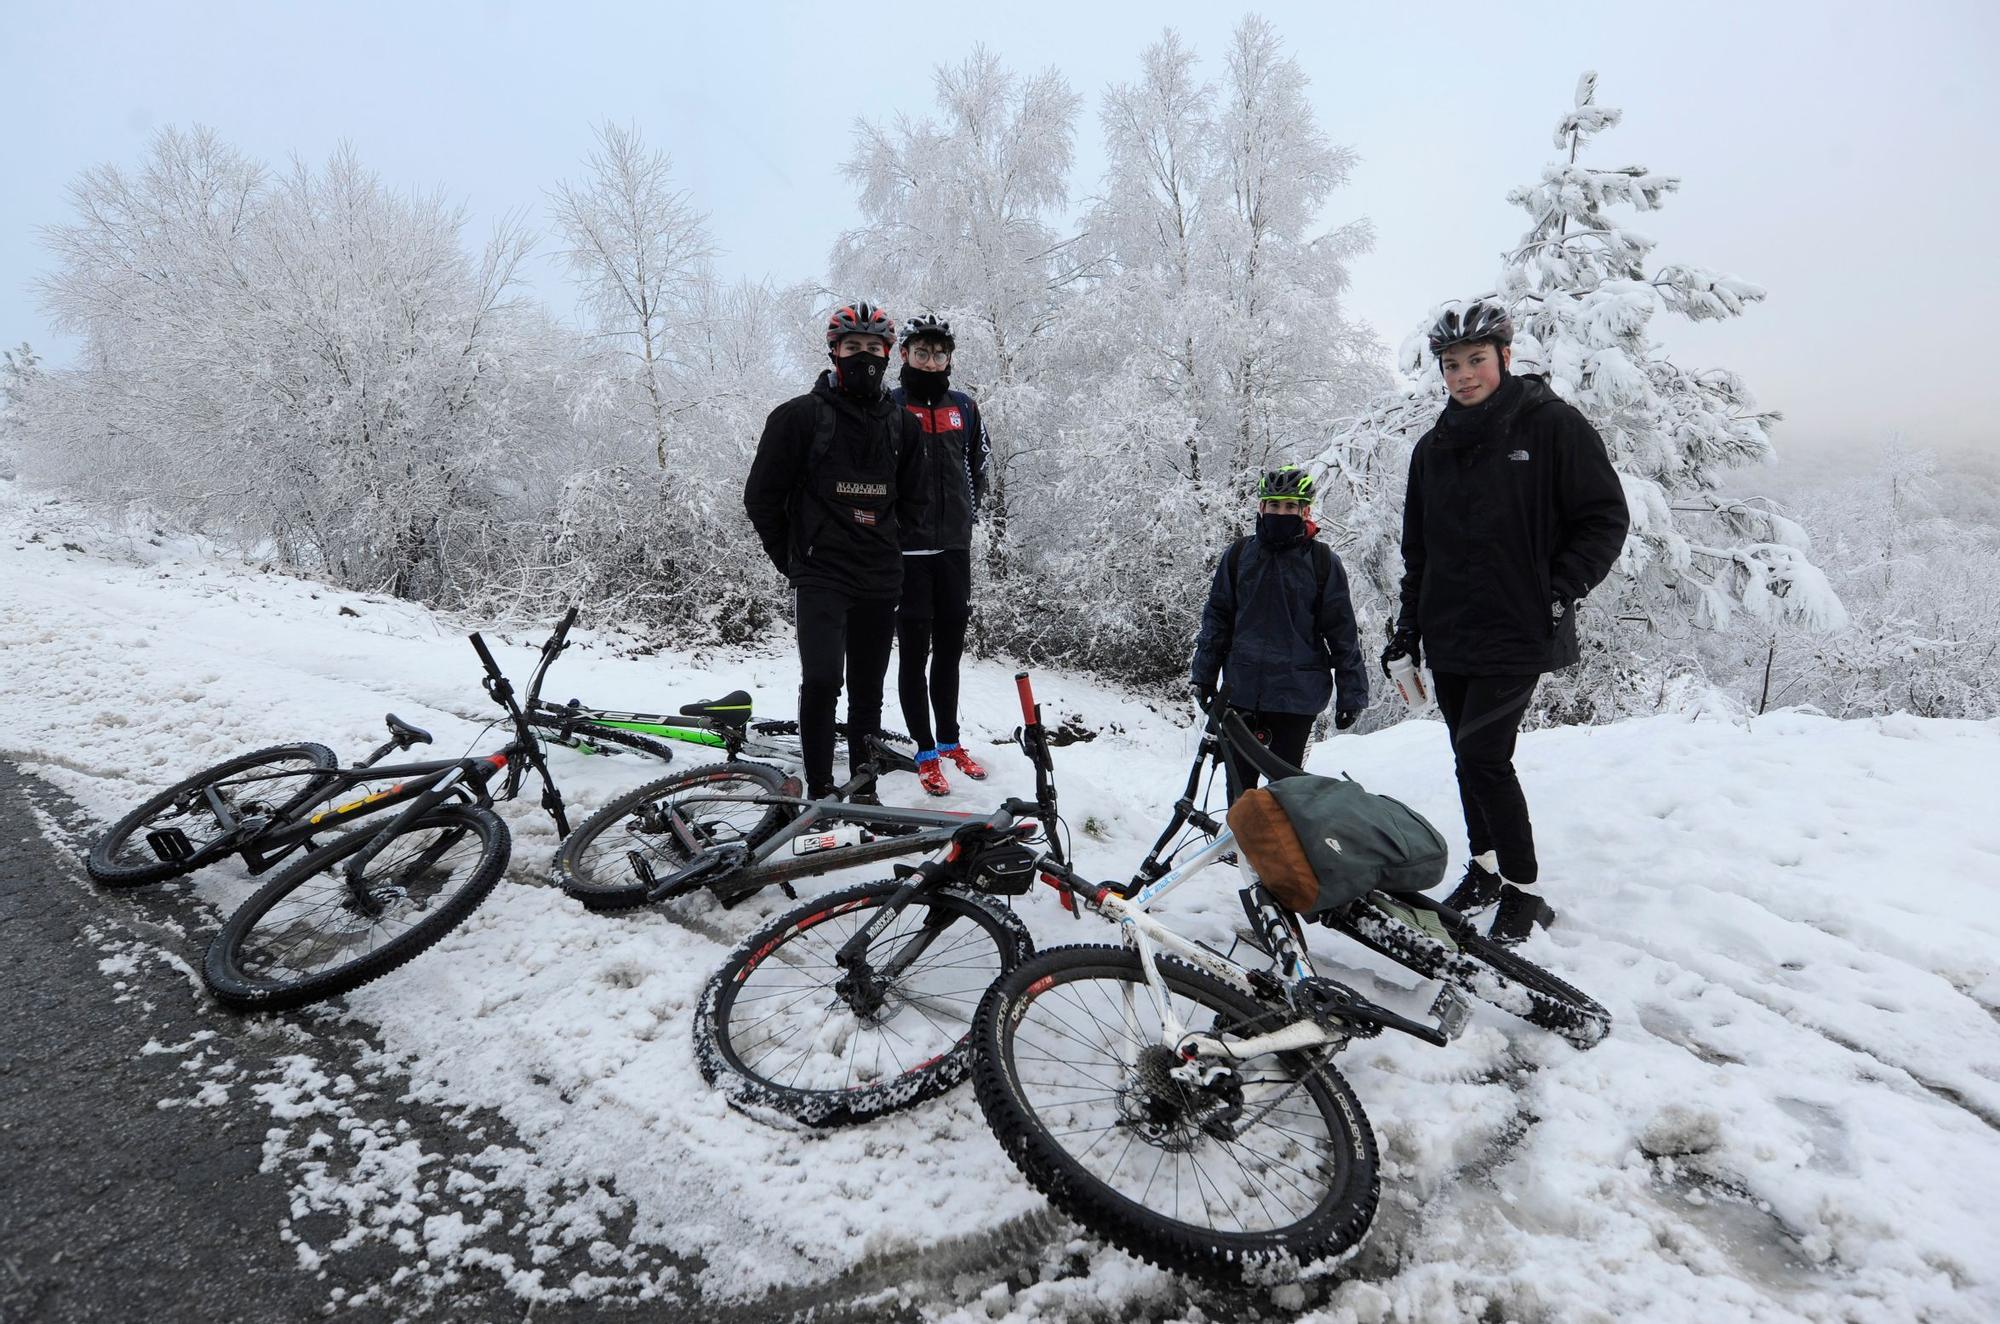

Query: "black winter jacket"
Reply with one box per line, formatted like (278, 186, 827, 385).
(1397, 373, 1630, 675)
(743, 373, 928, 601)
(891, 383, 989, 552)
(1190, 533, 1369, 717)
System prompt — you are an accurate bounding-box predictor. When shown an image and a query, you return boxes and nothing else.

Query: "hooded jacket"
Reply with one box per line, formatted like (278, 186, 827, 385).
(743, 372, 928, 601)
(1397, 373, 1630, 675)
(1191, 530, 1369, 717)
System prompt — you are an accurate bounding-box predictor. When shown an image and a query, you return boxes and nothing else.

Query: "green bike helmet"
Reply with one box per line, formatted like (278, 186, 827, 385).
(1257, 465, 1316, 504)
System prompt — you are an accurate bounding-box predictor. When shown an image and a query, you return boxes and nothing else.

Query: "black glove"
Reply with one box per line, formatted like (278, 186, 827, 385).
(1191, 679, 1218, 709)
(1380, 625, 1420, 677)
(1335, 709, 1359, 730)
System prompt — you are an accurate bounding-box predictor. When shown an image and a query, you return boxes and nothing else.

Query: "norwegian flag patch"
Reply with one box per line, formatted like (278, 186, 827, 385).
(851, 508, 878, 526)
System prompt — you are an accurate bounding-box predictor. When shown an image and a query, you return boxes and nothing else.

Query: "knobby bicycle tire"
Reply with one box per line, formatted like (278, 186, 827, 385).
(203, 805, 510, 1011)
(972, 944, 1380, 1284)
(87, 742, 341, 887)
(695, 879, 1032, 1128)
(1332, 896, 1611, 1050)
(553, 762, 791, 912)
(523, 712, 677, 764)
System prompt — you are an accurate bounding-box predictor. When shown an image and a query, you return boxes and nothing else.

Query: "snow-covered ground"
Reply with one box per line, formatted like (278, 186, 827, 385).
(3, 478, 1997, 1323)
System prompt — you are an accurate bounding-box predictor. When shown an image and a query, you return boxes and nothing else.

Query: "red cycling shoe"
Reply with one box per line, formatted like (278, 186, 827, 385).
(916, 758, 951, 797)
(941, 745, 987, 780)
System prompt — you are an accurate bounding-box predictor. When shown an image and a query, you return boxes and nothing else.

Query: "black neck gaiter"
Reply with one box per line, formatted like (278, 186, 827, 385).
(897, 363, 950, 404)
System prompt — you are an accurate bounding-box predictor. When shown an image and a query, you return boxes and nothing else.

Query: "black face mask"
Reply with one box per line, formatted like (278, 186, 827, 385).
(1256, 513, 1306, 545)
(898, 362, 950, 402)
(831, 351, 887, 401)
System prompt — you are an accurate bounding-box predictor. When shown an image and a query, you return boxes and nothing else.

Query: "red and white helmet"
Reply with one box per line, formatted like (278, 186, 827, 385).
(826, 301, 896, 348)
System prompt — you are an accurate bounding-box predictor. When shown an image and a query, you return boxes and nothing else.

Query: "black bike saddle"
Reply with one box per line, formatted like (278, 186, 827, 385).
(678, 690, 752, 721)
(384, 713, 433, 747)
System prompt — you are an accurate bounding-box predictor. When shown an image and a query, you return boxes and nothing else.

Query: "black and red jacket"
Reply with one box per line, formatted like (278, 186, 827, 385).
(890, 383, 989, 552)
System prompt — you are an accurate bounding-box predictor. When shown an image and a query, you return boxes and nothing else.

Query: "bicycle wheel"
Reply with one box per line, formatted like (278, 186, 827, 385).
(524, 712, 677, 764)
(553, 762, 791, 912)
(973, 945, 1380, 1283)
(1332, 895, 1611, 1050)
(203, 805, 510, 1011)
(87, 743, 341, 887)
(696, 879, 1032, 1128)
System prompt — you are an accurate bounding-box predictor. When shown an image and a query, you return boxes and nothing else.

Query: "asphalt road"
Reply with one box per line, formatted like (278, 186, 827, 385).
(0, 761, 945, 1324)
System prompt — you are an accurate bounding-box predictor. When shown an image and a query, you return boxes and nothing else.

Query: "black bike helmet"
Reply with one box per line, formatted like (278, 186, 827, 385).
(1256, 465, 1316, 504)
(1427, 300, 1514, 357)
(826, 301, 896, 348)
(901, 313, 954, 351)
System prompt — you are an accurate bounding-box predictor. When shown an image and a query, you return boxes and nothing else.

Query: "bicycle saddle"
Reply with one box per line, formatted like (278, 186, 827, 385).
(678, 690, 752, 722)
(383, 713, 433, 747)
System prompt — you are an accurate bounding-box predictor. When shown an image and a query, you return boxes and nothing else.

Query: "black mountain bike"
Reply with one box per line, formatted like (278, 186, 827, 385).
(686, 676, 1072, 1129)
(86, 612, 582, 1012)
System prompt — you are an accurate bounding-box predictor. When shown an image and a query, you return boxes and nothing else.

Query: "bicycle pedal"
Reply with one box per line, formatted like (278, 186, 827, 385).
(146, 828, 195, 862)
(1431, 983, 1472, 1041)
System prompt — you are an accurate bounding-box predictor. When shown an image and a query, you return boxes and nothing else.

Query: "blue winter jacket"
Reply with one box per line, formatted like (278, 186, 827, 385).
(1190, 534, 1369, 717)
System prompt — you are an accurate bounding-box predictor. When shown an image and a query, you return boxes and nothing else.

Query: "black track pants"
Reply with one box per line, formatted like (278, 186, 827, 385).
(1222, 709, 1316, 805)
(794, 587, 898, 792)
(1429, 671, 1540, 884)
(896, 617, 967, 752)
(895, 550, 973, 753)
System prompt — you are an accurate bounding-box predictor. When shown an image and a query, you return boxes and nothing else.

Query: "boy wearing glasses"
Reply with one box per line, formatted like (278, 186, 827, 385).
(744, 301, 928, 801)
(889, 314, 993, 797)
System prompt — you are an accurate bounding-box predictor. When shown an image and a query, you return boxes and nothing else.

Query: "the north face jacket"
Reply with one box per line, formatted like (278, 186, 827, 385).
(1397, 372, 1630, 675)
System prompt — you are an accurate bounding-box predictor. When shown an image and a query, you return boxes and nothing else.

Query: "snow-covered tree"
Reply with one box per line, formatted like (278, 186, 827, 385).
(1322, 72, 1843, 723)
(0, 342, 39, 475)
(549, 121, 713, 468)
(26, 127, 550, 600)
(1010, 21, 1378, 680)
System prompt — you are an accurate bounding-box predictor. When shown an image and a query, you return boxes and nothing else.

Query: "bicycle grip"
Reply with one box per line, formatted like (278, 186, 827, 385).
(556, 605, 579, 639)
(469, 632, 502, 677)
(1015, 672, 1036, 725)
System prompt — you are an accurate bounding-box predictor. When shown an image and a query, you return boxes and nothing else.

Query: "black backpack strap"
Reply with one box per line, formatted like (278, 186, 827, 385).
(808, 395, 837, 473)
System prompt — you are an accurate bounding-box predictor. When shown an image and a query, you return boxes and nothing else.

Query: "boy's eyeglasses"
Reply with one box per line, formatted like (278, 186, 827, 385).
(907, 346, 952, 365)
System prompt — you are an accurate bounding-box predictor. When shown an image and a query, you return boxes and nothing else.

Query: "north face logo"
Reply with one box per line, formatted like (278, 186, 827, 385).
(1508, 449, 1531, 462)
(1323, 836, 1343, 853)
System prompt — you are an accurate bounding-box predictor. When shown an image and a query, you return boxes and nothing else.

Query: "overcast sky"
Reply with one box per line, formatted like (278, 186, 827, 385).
(4, 0, 1995, 456)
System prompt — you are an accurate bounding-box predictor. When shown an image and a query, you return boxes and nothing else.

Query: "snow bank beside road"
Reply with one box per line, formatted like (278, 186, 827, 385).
(4, 480, 1996, 1322)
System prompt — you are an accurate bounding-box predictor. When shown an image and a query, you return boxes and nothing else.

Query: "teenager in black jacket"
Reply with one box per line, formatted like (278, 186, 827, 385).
(888, 314, 992, 797)
(1383, 300, 1629, 945)
(744, 302, 928, 799)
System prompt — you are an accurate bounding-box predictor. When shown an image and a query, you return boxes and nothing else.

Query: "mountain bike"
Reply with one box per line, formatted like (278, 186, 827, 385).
(683, 677, 1083, 1129)
(963, 691, 1611, 1283)
(85, 611, 582, 1012)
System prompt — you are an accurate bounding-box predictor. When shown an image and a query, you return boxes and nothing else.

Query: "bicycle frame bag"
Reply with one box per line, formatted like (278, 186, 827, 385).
(1226, 774, 1446, 915)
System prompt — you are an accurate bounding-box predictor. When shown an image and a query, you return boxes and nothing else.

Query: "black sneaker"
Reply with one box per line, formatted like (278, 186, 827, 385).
(847, 788, 883, 807)
(1488, 884, 1557, 948)
(1441, 860, 1505, 919)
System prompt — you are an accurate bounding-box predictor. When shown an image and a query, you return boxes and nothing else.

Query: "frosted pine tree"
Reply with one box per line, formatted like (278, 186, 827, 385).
(1322, 72, 1843, 720)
